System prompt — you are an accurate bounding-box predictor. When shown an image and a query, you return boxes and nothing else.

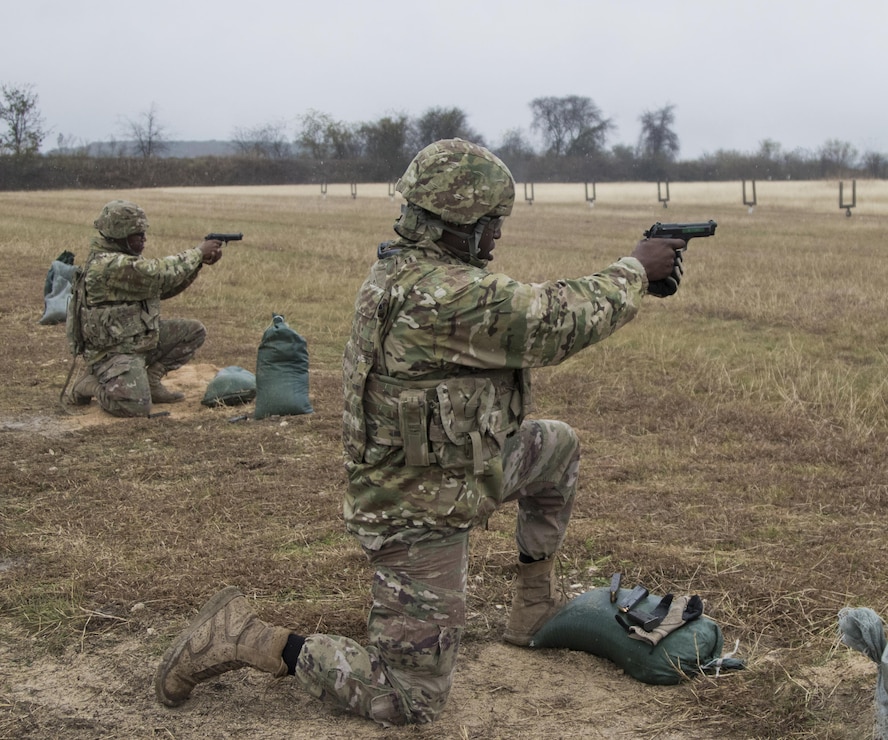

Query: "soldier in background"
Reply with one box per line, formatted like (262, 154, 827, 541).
(66, 200, 223, 417)
(154, 139, 686, 724)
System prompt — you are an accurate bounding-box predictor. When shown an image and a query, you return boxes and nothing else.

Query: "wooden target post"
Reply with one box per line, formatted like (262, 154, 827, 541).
(388, 181, 396, 200)
(585, 182, 597, 207)
(657, 181, 670, 209)
(524, 182, 534, 205)
(350, 183, 358, 200)
(320, 181, 327, 199)
(743, 180, 757, 213)
(839, 180, 856, 217)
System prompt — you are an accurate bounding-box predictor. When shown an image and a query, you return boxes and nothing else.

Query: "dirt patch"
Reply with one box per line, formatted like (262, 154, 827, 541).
(32, 363, 227, 434)
(0, 618, 729, 740)
(0, 364, 230, 441)
(1, 611, 878, 740)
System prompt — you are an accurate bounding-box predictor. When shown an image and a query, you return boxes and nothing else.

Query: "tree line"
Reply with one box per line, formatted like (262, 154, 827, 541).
(1, 83, 884, 191)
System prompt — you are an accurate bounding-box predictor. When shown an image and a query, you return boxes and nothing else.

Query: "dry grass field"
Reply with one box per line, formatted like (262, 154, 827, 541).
(2, 180, 888, 739)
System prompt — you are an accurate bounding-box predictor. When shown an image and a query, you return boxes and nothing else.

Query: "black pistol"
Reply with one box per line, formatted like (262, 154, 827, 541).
(643, 220, 716, 248)
(205, 232, 243, 245)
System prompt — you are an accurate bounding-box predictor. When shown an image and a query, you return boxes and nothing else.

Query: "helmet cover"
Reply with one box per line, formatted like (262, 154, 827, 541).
(396, 138, 515, 225)
(93, 200, 149, 239)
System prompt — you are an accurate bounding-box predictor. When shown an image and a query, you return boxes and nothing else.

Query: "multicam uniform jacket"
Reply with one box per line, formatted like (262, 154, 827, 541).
(342, 234, 648, 549)
(75, 236, 204, 365)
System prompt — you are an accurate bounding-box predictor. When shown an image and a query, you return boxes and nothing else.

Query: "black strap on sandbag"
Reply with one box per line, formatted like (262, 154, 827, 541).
(531, 586, 740, 685)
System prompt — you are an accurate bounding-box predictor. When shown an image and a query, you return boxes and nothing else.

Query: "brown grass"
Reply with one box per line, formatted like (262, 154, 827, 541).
(1, 182, 887, 738)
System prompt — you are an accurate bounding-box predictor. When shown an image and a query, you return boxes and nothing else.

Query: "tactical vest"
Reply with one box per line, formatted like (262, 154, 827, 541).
(73, 254, 161, 362)
(342, 248, 529, 474)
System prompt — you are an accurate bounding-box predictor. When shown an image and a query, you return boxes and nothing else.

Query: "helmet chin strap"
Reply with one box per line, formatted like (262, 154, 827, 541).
(106, 234, 143, 257)
(439, 217, 491, 262)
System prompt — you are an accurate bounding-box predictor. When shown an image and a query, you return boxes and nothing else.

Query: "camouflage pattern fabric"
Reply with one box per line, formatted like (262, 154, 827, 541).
(396, 138, 515, 225)
(295, 532, 468, 725)
(75, 235, 203, 366)
(500, 419, 580, 561)
(342, 234, 646, 547)
(306, 223, 646, 724)
(89, 319, 206, 417)
(296, 418, 577, 724)
(71, 233, 208, 416)
(93, 199, 149, 239)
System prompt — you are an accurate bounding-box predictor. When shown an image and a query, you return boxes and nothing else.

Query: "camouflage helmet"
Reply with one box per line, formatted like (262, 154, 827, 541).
(396, 138, 515, 225)
(93, 200, 149, 239)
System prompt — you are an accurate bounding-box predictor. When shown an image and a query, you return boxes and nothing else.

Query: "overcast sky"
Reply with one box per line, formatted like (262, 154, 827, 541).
(4, 0, 885, 159)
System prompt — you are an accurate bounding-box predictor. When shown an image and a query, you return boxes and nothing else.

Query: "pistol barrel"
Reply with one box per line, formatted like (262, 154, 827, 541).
(204, 232, 244, 243)
(644, 220, 717, 240)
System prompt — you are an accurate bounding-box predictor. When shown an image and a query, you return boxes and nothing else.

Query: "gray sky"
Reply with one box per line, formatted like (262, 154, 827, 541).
(5, 0, 885, 159)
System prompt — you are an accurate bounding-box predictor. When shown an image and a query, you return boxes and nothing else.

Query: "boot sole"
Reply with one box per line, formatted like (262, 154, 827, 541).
(502, 630, 533, 647)
(151, 396, 185, 404)
(154, 586, 243, 707)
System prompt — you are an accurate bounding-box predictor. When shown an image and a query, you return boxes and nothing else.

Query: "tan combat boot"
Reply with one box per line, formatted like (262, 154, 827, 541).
(154, 586, 291, 707)
(503, 558, 568, 647)
(69, 372, 100, 405)
(147, 363, 184, 404)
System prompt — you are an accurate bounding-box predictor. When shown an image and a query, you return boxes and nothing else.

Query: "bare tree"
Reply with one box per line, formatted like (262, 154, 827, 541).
(358, 113, 411, 177)
(232, 122, 292, 159)
(0, 83, 47, 156)
(751, 138, 786, 179)
(493, 128, 536, 181)
(757, 138, 783, 162)
(324, 119, 362, 160)
(296, 110, 360, 160)
(637, 104, 680, 162)
(818, 138, 858, 176)
(125, 103, 169, 158)
(529, 96, 612, 156)
(410, 107, 483, 150)
(567, 126, 612, 158)
(495, 128, 536, 160)
(296, 110, 331, 159)
(861, 150, 887, 178)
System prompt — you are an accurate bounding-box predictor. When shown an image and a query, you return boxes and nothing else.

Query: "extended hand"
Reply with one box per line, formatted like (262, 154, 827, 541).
(199, 239, 223, 265)
(631, 238, 685, 298)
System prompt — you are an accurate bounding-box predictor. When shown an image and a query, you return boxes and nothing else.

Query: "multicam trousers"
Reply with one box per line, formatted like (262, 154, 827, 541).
(90, 318, 206, 417)
(294, 419, 580, 725)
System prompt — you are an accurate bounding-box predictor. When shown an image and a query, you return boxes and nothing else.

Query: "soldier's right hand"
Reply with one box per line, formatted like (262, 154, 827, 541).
(631, 238, 685, 282)
(199, 239, 223, 265)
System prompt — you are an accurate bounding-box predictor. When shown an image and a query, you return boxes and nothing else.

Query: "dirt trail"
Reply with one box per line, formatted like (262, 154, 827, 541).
(1, 617, 756, 740)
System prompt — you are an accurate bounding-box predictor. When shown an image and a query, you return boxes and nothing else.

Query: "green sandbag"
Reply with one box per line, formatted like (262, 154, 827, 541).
(530, 586, 724, 685)
(254, 314, 313, 419)
(39, 258, 78, 325)
(201, 366, 256, 407)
